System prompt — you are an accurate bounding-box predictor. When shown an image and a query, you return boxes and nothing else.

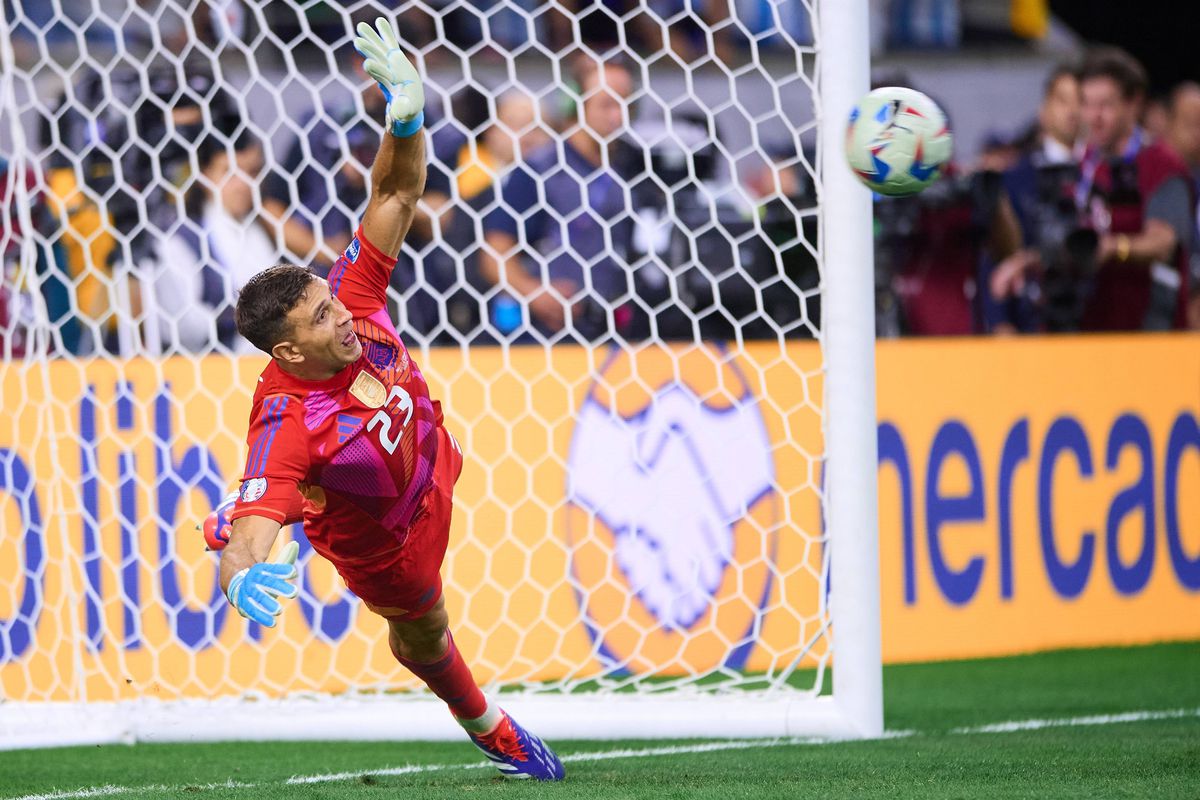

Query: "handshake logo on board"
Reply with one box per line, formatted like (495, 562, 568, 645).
(565, 349, 778, 675)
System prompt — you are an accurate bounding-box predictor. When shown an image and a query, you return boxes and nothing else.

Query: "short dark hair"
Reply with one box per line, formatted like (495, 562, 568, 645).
(1079, 47, 1148, 101)
(571, 55, 635, 97)
(186, 129, 260, 219)
(1043, 62, 1079, 98)
(235, 263, 315, 354)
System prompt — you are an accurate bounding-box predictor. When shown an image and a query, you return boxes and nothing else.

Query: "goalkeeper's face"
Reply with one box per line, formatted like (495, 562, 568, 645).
(282, 277, 361, 372)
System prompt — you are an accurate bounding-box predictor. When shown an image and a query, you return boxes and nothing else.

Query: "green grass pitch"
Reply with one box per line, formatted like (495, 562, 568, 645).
(3, 642, 1197, 799)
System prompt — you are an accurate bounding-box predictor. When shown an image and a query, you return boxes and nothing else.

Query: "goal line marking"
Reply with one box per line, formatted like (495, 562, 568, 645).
(283, 737, 851, 785)
(7, 707, 1197, 800)
(950, 707, 1200, 734)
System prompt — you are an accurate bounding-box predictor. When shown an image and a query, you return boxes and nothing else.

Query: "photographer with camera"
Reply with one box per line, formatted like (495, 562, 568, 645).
(863, 74, 1022, 337)
(1077, 49, 1193, 330)
(993, 49, 1193, 332)
(873, 162, 1017, 336)
(988, 64, 1082, 332)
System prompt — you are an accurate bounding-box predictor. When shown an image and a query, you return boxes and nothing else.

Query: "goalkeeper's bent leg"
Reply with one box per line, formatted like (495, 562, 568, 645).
(387, 615, 564, 780)
(388, 619, 491, 722)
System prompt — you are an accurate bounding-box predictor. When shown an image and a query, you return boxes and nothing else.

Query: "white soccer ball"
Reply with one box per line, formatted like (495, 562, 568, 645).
(845, 86, 953, 197)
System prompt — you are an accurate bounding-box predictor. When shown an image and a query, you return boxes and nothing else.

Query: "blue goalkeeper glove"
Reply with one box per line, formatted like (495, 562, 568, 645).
(227, 541, 299, 628)
(354, 16, 425, 138)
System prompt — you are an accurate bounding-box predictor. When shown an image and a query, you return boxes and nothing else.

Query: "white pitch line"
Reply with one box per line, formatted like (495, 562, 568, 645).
(6, 781, 253, 800)
(4, 708, 1197, 800)
(286, 760, 491, 784)
(951, 707, 1200, 734)
(286, 737, 826, 785)
(561, 738, 822, 763)
(558, 731, 913, 762)
(5, 788, 127, 800)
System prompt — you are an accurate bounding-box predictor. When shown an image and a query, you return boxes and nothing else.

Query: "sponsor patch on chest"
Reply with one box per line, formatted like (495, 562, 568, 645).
(349, 370, 387, 408)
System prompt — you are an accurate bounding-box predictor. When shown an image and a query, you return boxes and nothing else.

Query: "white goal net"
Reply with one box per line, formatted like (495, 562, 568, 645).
(0, 0, 879, 747)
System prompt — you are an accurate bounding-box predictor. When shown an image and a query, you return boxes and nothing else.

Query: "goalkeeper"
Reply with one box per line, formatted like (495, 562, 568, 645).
(207, 18, 564, 781)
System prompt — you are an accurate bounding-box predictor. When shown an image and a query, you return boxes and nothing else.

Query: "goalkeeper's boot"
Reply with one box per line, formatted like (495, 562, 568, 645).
(468, 708, 565, 781)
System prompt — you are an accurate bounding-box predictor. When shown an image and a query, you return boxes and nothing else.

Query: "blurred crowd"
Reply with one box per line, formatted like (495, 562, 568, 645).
(0, 4, 1195, 358)
(0, 1, 811, 356)
(879, 47, 1200, 336)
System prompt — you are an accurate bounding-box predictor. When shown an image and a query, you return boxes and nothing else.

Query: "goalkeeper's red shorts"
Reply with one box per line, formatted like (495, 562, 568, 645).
(336, 425, 464, 621)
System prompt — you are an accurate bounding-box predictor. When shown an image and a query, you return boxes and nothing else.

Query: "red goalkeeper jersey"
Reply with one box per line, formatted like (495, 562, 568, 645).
(229, 227, 441, 567)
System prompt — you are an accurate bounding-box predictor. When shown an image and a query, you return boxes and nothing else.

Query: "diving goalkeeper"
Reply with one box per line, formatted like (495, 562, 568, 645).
(208, 18, 564, 781)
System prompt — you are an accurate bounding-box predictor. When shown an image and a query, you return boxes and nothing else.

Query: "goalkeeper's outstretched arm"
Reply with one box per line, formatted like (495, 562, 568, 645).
(355, 17, 428, 259)
(362, 118, 427, 259)
(219, 514, 298, 628)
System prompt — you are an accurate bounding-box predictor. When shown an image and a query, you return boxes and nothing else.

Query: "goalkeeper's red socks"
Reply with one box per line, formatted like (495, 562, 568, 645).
(393, 629, 492, 723)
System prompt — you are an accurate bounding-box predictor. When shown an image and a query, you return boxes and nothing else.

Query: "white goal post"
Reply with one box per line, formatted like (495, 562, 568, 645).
(0, 0, 879, 747)
(819, 0, 884, 738)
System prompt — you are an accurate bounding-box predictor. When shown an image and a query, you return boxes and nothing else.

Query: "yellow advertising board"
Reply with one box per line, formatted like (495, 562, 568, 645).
(876, 334, 1200, 661)
(0, 335, 1196, 704)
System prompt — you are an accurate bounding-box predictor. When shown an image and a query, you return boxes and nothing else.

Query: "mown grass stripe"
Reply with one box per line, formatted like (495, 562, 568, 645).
(5, 707, 1196, 800)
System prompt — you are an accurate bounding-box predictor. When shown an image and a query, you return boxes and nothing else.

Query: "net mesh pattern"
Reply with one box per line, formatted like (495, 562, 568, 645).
(0, 0, 829, 709)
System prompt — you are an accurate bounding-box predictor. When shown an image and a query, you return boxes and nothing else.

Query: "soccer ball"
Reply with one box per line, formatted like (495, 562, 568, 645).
(845, 86, 953, 196)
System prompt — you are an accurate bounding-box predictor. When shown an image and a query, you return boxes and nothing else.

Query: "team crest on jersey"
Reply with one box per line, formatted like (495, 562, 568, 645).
(349, 370, 387, 408)
(239, 477, 267, 503)
(565, 347, 778, 676)
(346, 236, 361, 263)
(364, 341, 396, 370)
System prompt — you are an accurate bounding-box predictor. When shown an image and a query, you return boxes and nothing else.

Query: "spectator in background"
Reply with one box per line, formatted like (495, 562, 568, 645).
(42, 68, 135, 354)
(432, 85, 551, 210)
(1073, 48, 1192, 330)
(1163, 81, 1200, 328)
(414, 85, 552, 343)
(260, 48, 387, 268)
(1028, 64, 1082, 167)
(452, 89, 551, 205)
(987, 63, 1082, 331)
(41, 66, 241, 354)
(992, 50, 1194, 332)
(482, 58, 640, 340)
(152, 132, 276, 354)
(876, 167, 1018, 336)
